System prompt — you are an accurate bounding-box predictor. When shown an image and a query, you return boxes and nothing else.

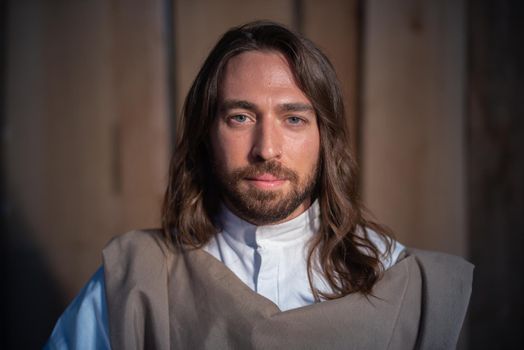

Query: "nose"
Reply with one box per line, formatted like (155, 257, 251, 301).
(250, 119, 282, 161)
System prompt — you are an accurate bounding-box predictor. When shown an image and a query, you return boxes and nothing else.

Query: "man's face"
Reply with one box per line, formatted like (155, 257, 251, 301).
(210, 50, 320, 225)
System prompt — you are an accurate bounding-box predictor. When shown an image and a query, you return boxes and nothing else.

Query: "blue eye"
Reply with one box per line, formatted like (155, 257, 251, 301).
(287, 116, 304, 125)
(231, 115, 248, 123)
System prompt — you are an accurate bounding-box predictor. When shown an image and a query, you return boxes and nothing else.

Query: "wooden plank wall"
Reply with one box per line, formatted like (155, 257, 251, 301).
(4, 0, 170, 347)
(9, 1, 522, 349)
(361, 0, 467, 258)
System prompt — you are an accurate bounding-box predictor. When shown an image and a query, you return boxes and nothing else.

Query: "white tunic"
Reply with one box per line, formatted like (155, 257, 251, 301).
(205, 201, 404, 310)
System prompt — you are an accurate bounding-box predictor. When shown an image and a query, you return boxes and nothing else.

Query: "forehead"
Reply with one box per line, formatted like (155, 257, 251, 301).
(222, 50, 293, 84)
(218, 50, 311, 104)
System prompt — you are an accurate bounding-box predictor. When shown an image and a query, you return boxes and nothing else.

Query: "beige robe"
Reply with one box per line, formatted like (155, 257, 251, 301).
(103, 230, 473, 349)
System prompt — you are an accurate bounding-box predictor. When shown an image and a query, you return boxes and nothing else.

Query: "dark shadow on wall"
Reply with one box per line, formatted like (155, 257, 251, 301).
(0, 0, 9, 344)
(467, 0, 524, 348)
(1, 0, 67, 346)
(3, 210, 66, 349)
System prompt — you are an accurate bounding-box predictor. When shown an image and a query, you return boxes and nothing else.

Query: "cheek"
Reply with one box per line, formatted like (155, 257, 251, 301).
(286, 130, 320, 169)
(211, 129, 250, 170)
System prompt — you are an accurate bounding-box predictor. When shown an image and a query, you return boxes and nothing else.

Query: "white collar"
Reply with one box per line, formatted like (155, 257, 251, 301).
(216, 200, 320, 249)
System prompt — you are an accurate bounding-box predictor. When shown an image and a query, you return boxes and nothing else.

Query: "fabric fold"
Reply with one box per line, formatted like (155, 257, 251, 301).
(103, 230, 473, 350)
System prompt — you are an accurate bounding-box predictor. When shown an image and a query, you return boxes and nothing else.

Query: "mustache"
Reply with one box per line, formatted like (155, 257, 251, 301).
(229, 161, 299, 183)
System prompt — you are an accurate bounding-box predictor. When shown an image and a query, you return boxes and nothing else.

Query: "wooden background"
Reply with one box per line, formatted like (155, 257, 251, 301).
(2, 0, 522, 348)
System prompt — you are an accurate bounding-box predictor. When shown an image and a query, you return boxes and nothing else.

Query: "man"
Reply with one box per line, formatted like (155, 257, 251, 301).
(46, 21, 473, 349)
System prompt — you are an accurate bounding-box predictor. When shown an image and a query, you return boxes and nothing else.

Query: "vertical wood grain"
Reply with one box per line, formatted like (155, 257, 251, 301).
(361, 0, 467, 257)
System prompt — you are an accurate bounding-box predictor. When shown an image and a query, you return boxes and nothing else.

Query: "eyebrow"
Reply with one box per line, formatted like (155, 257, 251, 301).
(219, 99, 314, 114)
(278, 102, 314, 113)
(219, 99, 259, 113)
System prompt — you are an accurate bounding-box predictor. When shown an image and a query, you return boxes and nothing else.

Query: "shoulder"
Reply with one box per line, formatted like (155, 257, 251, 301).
(103, 229, 169, 255)
(404, 247, 474, 287)
(102, 229, 174, 290)
(102, 229, 173, 270)
(102, 230, 173, 349)
(402, 248, 474, 349)
(402, 248, 474, 318)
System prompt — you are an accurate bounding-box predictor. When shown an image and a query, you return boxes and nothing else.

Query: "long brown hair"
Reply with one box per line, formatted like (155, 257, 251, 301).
(162, 21, 393, 299)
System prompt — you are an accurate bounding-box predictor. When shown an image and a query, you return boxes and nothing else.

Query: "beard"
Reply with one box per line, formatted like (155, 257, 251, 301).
(215, 160, 318, 225)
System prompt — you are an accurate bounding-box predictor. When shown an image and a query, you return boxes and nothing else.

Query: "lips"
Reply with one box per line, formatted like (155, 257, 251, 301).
(244, 173, 286, 188)
(229, 161, 298, 190)
(246, 173, 283, 181)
